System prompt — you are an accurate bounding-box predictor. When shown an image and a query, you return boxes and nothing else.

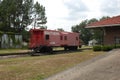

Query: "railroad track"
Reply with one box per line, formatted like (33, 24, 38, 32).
(0, 48, 92, 59)
(0, 52, 30, 59)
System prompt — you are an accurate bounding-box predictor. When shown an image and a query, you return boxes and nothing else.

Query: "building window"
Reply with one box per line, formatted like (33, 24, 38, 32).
(46, 35, 49, 40)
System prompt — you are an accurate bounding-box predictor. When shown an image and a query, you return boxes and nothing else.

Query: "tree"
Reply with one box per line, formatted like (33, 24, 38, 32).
(87, 18, 101, 43)
(0, 0, 33, 32)
(88, 18, 98, 24)
(71, 16, 110, 45)
(0, 0, 47, 32)
(57, 28, 64, 31)
(72, 20, 93, 45)
(0, 0, 47, 43)
(71, 18, 98, 45)
(91, 16, 110, 44)
(72, 25, 79, 33)
(100, 16, 110, 21)
(33, 2, 47, 29)
(0, 0, 13, 31)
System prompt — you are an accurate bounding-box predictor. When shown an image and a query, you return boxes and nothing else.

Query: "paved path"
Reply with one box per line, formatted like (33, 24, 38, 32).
(45, 49, 120, 80)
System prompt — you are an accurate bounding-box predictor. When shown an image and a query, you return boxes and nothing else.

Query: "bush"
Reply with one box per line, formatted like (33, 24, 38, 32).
(0, 31, 3, 34)
(115, 44, 120, 48)
(93, 45, 114, 51)
(93, 45, 101, 51)
(101, 46, 113, 51)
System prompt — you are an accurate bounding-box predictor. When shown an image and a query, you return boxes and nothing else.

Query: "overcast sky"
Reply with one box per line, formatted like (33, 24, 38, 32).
(34, 0, 120, 31)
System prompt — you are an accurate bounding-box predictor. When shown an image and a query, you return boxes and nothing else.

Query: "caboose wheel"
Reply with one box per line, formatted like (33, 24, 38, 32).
(64, 46, 68, 51)
(68, 46, 78, 50)
(34, 47, 40, 53)
(47, 47, 53, 53)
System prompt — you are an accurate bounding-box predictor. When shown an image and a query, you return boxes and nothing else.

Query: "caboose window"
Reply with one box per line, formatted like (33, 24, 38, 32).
(60, 36, 63, 40)
(64, 36, 67, 40)
(46, 35, 49, 40)
(76, 37, 78, 40)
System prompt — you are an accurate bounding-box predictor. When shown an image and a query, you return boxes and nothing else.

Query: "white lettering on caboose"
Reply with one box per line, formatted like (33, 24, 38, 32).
(44, 31, 60, 35)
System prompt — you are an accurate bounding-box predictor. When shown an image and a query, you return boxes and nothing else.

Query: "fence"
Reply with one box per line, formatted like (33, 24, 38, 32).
(0, 33, 22, 49)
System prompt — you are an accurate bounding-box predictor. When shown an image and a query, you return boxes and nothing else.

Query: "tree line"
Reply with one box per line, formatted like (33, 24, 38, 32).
(0, 0, 47, 33)
(0, 0, 47, 42)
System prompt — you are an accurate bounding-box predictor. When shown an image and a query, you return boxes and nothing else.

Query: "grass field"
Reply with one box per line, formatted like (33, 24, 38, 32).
(0, 49, 105, 80)
(0, 49, 30, 54)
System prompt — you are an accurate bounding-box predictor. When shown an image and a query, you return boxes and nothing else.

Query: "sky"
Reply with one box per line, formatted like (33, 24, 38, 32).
(34, 0, 120, 31)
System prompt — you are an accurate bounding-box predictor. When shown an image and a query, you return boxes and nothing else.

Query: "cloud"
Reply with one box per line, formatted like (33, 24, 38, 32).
(64, 0, 88, 12)
(35, 0, 120, 31)
(100, 0, 120, 16)
(63, 0, 89, 20)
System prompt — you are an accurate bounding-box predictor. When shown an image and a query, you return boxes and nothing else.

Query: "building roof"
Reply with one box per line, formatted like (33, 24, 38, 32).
(86, 15, 120, 28)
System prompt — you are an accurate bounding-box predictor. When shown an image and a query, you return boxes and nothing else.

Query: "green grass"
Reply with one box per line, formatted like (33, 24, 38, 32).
(0, 49, 30, 54)
(81, 45, 93, 49)
(0, 50, 105, 80)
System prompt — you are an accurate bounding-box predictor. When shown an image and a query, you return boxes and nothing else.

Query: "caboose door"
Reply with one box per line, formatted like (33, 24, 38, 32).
(33, 31, 44, 47)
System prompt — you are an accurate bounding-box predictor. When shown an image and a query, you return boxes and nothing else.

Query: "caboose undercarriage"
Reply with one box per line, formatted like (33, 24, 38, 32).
(32, 46, 53, 53)
(31, 45, 78, 53)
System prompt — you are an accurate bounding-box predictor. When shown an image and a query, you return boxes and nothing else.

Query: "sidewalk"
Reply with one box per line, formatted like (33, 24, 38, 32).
(45, 49, 120, 80)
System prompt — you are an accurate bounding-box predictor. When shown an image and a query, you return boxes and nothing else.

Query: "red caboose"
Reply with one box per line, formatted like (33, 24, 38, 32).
(29, 29, 81, 52)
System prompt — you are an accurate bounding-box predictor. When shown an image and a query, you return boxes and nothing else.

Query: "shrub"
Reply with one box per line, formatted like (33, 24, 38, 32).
(101, 45, 113, 51)
(115, 44, 120, 48)
(93, 45, 101, 51)
(93, 45, 114, 51)
(0, 31, 3, 34)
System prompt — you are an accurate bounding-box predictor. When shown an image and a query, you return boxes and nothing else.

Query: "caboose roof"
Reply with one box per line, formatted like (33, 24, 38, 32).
(30, 29, 78, 34)
(86, 15, 120, 28)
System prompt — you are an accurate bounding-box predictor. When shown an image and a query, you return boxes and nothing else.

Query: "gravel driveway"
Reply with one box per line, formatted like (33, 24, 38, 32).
(45, 49, 120, 80)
